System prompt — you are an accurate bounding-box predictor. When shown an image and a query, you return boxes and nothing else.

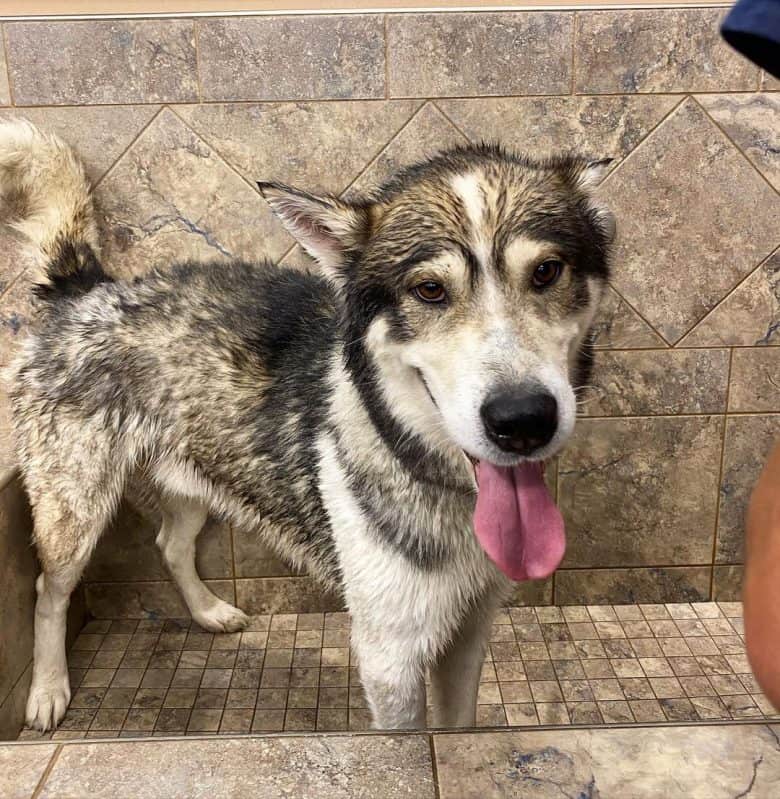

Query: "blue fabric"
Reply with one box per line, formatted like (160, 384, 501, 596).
(721, 0, 780, 78)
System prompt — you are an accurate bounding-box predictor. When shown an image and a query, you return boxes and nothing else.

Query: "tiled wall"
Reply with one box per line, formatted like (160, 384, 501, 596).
(0, 7, 778, 615)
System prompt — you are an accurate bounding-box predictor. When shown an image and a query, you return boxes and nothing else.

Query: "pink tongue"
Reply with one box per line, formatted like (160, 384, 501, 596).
(473, 461, 565, 581)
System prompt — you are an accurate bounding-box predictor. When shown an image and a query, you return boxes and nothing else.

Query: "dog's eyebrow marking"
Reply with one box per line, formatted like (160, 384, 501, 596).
(503, 235, 551, 276)
(450, 172, 492, 274)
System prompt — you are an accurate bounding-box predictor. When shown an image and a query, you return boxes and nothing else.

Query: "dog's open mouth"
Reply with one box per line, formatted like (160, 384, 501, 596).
(470, 457, 566, 583)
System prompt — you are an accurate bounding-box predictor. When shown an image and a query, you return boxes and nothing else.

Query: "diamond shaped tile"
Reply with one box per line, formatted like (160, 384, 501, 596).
(439, 96, 680, 164)
(0, 106, 159, 183)
(602, 99, 780, 344)
(678, 250, 779, 347)
(97, 109, 291, 279)
(176, 100, 421, 195)
(590, 287, 666, 349)
(699, 94, 780, 191)
(349, 102, 468, 196)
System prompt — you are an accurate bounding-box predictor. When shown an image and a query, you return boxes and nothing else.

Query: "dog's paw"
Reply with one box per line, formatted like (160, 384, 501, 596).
(25, 675, 70, 732)
(194, 599, 249, 633)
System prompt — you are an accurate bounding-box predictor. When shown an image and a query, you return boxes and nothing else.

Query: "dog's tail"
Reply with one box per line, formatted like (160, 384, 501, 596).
(0, 118, 110, 300)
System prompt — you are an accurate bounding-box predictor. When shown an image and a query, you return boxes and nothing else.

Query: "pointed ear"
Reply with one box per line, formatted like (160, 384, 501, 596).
(575, 158, 614, 191)
(258, 181, 369, 281)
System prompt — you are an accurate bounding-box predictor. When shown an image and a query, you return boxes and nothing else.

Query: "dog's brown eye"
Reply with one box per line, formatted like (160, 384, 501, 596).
(413, 281, 447, 304)
(532, 259, 564, 289)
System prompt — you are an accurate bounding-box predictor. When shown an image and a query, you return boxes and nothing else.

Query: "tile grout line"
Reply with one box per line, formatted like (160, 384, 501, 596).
(30, 744, 63, 799)
(193, 18, 203, 105)
(338, 100, 428, 194)
(383, 14, 389, 100)
(675, 245, 780, 346)
(428, 734, 442, 799)
(92, 104, 166, 191)
(692, 96, 780, 200)
(570, 11, 578, 96)
(4, 90, 775, 112)
(709, 348, 734, 600)
(429, 100, 471, 143)
(1, 22, 16, 107)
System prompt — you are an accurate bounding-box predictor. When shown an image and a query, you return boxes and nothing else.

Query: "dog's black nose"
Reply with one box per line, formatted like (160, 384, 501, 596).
(481, 386, 558, 455)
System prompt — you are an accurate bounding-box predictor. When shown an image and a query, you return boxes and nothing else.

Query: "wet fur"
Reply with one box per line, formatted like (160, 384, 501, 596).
(1, 120, 613, 731)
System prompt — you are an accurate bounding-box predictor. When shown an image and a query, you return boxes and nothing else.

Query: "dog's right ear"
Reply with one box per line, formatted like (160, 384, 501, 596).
(258, 181, 370, 286)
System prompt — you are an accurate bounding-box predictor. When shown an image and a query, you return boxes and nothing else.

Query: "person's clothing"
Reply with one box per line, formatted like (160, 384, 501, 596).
(722, 0, 780, 78)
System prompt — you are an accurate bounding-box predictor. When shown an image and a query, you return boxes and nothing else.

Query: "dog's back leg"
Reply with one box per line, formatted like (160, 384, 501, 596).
(24, 454, 124, 731)
(155, 494, 248, 633)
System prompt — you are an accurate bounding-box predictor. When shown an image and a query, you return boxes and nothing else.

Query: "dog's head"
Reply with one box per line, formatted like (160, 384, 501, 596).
(259, 145, 614, 467)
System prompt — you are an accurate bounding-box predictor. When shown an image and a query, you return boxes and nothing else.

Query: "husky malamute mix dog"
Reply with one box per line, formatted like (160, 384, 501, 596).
(0, 119, 614, 732)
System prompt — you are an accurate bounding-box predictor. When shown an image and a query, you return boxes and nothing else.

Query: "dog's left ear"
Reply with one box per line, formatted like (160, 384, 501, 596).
(258, 181, 369, 284)
(572, 159, 617, 243)
(575, 158, 614, 191)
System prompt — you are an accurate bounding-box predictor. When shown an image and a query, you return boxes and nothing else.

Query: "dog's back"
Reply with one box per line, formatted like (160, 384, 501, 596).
(1, 118, 342, 605)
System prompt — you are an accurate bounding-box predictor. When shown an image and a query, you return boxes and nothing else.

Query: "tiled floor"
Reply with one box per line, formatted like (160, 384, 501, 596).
(17, 601, 776, 741)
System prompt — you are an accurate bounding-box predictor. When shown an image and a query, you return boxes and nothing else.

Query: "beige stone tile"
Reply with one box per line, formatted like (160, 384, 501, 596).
(536, 702, 570, 726)
(198, 16, 384, 102)
(692, 695, 731, 720)
(470, 703, 503, 728)
(618, 677, 653, 701)
(562, 568, 711, 607)
(614, 605, 644, 621)
(96, 108, 291, 280)
(347, 102, 467, 198)
(506, 578, 553, 608)
(41, 736, 434, 799)
(700, 94, 780, 191)
(219, 708, 252, 734)
(714, 566, 745, 603)
(560, 416, 722, 567)
(504, 703, 538, 726)
(235, 577, 343, 615)
(0, 106, 159, 183)
(583, 349, 729, 416)
(387, 13, 572, 98)
(717, 414, 780, 564)
(5, 20, 197, 105)
(729, 349, 780, 412)
(434, 725, 780, 797)
(177, 100, 419, 197)
(576, 9, 758, 93)
(762, 71, 780, 91)
(604, 100, 779, 344)
(599, 699, 634, 723)
(440, 95, 678, 163)
(567, 701, 602, 724)
(0, 743, 56, 799)
(724, 694, 763, 719)
(629, 698, 665, 722)
(0, 32, 9, 106)
(589, 287, 666, 349)
(681, 250, 780, 347)
(85, 579, 235, 619)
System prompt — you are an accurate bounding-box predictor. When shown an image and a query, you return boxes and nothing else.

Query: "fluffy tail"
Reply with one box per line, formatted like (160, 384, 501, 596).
(0, 118, 109, 300)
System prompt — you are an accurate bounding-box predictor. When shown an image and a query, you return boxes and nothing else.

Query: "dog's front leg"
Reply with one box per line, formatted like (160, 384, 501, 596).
(351, 617, 427, 730)
(430, 593, 499, 728)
